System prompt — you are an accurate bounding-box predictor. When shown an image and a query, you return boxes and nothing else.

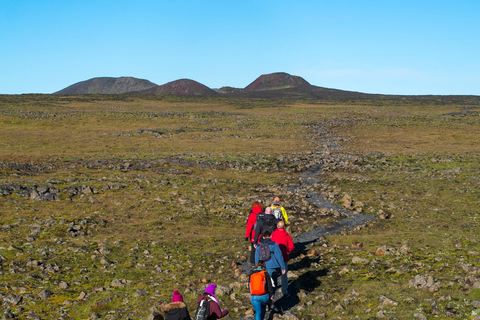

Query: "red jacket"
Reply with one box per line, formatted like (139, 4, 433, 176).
(271, 228, 295, 262)
(245, 206, 262, 243)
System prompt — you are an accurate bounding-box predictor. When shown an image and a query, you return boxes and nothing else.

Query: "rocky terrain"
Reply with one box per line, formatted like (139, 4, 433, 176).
(0, 97, 479, 319)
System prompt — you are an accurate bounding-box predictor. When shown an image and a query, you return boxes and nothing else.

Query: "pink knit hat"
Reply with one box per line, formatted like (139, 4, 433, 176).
(172, 290, 183, 302)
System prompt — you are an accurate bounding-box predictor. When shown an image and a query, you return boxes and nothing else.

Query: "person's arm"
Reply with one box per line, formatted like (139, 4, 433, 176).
(245, 214, 254, 240)
(254, 246, 259, 264)
(273, 243, 286, 271)
(253, 220, 263, 243)
(210, 300, 229, 318)
(287, 235, 295, 253)
(281, 207, 288, 224)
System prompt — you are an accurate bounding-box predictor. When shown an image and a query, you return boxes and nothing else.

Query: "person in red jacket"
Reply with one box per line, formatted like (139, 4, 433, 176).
(246, 201, 263, 264)
(271, 220, 295, 295)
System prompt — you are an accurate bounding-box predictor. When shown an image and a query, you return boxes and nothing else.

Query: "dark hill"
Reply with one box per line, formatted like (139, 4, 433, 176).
(244, 72, 311, 91)
(54, 77, 158, 95)
(140, 79, 218, 96)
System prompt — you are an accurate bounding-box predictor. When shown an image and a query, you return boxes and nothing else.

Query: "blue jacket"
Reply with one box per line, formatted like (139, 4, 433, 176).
(255, 239, 286, 270)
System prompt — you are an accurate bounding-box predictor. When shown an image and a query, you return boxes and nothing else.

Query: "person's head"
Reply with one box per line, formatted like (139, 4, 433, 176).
(172, 289, 183, 303)
(251, 200, 264, 211)
(205, 283, 216, 296)
(153, 314, 164, 320)
(262, 231, 271, 238)
(255, 260, 266, 270)
(277, 220, 285, 229)
(274, 197, 280, 204)
(265, 207, 272, 215)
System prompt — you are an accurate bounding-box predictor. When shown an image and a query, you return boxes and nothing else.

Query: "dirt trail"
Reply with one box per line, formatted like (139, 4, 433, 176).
(290, 163, 374, 245)
(237, 123, 374, 319)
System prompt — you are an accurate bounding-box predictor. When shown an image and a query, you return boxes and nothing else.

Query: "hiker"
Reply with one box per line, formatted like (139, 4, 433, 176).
(271, 220, 295, 295)
(254, 231, 286, 292)
(246, 201, 264, 264)
(195, 283, 229, 320)
(253, 207, 279, 244)
(270, 197, 288, 225)
(161, 290, 191, 320)
(249, 260, 274, 320)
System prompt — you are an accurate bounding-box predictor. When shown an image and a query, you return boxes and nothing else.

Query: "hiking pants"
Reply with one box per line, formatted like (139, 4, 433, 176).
(281, 263, 289, 295)
(250, 243, 256, 264)
(251, 293, 269, 320)
(267, 268, 279, 290)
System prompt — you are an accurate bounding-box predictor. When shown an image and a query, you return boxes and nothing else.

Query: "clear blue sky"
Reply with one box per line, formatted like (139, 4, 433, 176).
(1, 0, 479, 95)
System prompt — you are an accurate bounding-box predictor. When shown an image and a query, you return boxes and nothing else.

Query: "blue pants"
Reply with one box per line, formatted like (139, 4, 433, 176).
(251, 293, 270, 320)
(280, 263, 289, 294)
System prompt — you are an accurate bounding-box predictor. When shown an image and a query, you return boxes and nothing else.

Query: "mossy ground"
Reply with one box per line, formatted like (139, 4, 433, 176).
(0, 95, 479, 319)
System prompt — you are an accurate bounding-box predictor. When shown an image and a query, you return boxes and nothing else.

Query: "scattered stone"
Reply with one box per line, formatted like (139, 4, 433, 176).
(89, 313, 101, 320)
(408, 275, 441, 292)
(77, 291, 86, 300)
(3, 309, 15, 319)
(334, 303, 345, 311)
(100, 256, 112, 265)
(38, 289, 53, 301)
(352, 256, 369, 264)
(135, 289, 147, 297)
(215, 285, 232, 296)
(379, 295, 399, 306)
(111, 279, 125, 288)
(413, 313, 427, 320)
(8, 245, 23, 252)
(472, 300, 480, 308)
(4, 294, 23, 305)
(352, 242, 363, 248)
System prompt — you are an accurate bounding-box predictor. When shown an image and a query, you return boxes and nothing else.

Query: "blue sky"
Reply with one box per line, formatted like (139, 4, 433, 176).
(1, 0, 479, 95)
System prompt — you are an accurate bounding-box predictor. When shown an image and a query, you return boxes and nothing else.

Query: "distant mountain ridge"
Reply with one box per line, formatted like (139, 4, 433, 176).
(52, 73, 480, 102)
(54, 77, 158, 95)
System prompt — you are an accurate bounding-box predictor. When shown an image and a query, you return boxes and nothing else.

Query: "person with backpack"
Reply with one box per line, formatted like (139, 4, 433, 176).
(161, 290, 192, 320)
(246, 201, 264, 264)
(271, 220, 295, 296)
(253, 207, 279, 244)
(254, 231, 286, 292)
(270, 197, 288, 225)
(249, 260, 274, 320)
(194, 283, 229, 320)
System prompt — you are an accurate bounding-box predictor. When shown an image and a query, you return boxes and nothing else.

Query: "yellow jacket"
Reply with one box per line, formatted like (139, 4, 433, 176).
(270, 205, 288, 224)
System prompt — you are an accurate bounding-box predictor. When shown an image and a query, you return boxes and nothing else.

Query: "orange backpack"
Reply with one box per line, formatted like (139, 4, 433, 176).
(250, 270, 266, 295)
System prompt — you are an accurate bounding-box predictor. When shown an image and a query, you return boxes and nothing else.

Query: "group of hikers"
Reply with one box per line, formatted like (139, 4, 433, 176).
(157, 197, 295, 320)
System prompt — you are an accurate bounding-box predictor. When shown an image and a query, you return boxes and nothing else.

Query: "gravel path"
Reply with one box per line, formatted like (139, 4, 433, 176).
(237, 124, 374, 319)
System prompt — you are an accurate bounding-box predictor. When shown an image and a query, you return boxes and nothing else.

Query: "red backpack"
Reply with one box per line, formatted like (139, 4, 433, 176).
(250, 270, 267, 295)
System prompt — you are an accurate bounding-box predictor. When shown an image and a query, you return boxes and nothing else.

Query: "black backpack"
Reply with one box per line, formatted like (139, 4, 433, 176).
(262, 215, 277, 234)
(258, 241, 272, 261)
(194, 296, 211, 320)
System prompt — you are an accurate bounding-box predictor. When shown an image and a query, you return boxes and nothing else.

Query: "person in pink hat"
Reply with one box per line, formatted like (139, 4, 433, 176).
(161, 289, 191, 320)
(195, 283, 229, 319)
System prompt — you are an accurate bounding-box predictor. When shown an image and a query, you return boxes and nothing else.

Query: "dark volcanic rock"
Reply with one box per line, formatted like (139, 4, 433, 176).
(141, 79, 218, 96)
(244, 72, 310, 91)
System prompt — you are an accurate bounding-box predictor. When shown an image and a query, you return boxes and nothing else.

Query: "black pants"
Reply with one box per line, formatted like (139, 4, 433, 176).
(250, 243, 256, 264)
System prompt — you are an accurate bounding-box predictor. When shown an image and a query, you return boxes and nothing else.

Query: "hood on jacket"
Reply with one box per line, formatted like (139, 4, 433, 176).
(161, 301, 187, 312)
(252, 205, 262, 214)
